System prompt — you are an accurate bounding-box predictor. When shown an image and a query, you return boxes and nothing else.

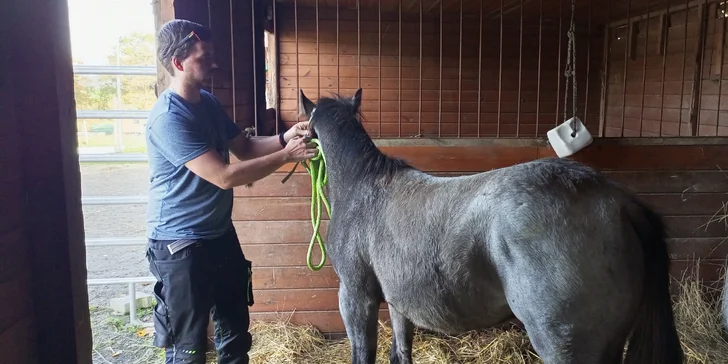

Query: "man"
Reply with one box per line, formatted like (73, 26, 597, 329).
(145, 19, 318, 364)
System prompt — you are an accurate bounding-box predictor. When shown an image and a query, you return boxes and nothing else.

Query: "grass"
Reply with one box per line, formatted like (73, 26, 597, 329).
(78, 132, 146, 154)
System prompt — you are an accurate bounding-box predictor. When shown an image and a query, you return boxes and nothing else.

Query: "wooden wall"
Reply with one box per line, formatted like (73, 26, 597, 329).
(162, 0, 728, 337)
(0, 14, 37, 362)
(605, 2, 728, 137)
(275, 4, 605, 138)
(1, 0, 93, 362)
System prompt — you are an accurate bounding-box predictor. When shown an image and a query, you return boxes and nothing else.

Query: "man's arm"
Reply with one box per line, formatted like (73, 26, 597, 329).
(184, 148, 287, 190)
(228, 133, 285, 161)
(186, 136, 316, 190)
(148, 111, 317, 190)
(228, 122, 311, 161)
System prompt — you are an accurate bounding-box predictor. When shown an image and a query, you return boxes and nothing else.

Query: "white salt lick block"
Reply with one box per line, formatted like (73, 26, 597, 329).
(547, 116, 593, 158)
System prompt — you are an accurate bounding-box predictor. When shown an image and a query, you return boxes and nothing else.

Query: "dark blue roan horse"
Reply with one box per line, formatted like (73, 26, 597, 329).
(298, 88, 684, 364)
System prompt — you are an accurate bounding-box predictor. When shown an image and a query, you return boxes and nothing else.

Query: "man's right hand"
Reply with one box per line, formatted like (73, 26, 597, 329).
(282, 136, 319, 163)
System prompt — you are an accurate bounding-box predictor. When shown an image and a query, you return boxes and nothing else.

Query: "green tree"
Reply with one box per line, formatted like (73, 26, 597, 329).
(106, 32, 158, 111)
(72, 59, 117, 111)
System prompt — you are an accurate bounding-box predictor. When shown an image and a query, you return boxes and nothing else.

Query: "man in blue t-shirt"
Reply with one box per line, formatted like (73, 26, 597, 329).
(145, 19, 318, 364)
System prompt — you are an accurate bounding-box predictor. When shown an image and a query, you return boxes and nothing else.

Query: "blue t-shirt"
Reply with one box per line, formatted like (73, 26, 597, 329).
(145, 88, 242, 240)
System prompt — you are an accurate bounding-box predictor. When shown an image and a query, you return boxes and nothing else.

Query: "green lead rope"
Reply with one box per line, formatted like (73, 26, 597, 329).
(281, 138, 330, 271)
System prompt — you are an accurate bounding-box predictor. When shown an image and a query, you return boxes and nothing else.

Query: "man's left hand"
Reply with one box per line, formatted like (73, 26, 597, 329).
(283, 121, 312, 143)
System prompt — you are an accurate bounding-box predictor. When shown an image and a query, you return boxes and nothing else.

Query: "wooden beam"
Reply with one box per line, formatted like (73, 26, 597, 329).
(608, 0, 719, 27)
(629, 21, 639, 60)
(599, 29, 609, 137)
(657, 13, 667, 55)
(689, 3, 708, 136)
(5, 0, 93, 362)
(713, 12, 725, 80)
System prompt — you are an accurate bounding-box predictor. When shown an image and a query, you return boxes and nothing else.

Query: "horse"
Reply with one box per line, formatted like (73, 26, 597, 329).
(297, 88, 684, 364)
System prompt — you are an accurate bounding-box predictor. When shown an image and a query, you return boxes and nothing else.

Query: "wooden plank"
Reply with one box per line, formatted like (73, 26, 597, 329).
(604, 171, 728, 194)
(235, 173, 314, 197)
(249, 288, 342, 312)
(243, 243, 332, 267)
(671, 258, 727, 282)
(638, 193, 728, 216)
(537, 145, 728, 171)
(250, 309, 391, 334)
(253, 266, 339, 289)
(233, 197, 329, 221)
(234, 220, 329, 244)
(668, 238, 728, 260)
(665, 216, 728, 238)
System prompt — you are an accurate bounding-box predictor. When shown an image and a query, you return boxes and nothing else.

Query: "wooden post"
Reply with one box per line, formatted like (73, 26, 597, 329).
(153, 0, 176, 96)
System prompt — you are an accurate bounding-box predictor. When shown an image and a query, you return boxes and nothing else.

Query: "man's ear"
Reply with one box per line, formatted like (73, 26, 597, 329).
(172, 57, 184, 73)
(298, 89, 315, 119)
(351, 88, 362, 114)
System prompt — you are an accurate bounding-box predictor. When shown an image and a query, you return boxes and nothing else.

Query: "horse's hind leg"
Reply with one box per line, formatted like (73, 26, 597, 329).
(339, 281, 380, 364)
(388, 304, 414, 364)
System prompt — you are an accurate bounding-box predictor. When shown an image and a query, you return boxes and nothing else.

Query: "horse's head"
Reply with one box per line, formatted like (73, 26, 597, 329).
(298, 88, 363, 140)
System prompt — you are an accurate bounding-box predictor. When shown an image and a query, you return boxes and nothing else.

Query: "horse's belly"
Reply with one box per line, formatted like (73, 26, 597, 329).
(381, 280, 512, 334)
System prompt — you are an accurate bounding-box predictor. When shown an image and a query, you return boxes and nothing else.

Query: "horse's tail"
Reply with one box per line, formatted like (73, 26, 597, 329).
(624, 198, 684, 364)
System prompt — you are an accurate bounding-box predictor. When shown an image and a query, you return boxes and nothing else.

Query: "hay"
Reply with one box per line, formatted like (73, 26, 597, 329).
(249, 317, 540, 364)
(673, 265, 728, 364)
(248, 270, 728, 364)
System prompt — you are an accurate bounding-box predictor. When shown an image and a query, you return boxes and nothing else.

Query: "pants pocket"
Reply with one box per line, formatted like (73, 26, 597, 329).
(245, 259, 254, 307)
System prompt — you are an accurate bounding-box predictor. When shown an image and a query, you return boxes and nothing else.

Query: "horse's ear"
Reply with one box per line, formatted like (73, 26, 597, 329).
(298, 89, 315, 119)
(351, 88, 362, 113)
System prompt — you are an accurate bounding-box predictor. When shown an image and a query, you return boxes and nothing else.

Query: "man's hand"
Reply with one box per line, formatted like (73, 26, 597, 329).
(282, 136, 319, 163)
(283, 121, 312, 143)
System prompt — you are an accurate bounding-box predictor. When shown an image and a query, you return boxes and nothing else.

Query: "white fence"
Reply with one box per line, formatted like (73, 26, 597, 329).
(76, 64, 154, 326)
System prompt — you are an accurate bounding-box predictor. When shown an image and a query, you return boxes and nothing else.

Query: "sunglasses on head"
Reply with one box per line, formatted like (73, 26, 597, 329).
(178, 30, 202, 49)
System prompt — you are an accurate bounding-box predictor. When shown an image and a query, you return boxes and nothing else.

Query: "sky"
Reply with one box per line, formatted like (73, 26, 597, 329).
(67, 0, 156, 65)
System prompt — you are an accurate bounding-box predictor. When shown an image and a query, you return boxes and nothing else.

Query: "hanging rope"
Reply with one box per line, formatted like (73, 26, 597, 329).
(563, 0, 579, 135)
(301, 138, 330, 271)
(280, 137, 330, 271)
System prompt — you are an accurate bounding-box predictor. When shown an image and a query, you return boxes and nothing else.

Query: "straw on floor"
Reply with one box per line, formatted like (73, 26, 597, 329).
(246, 266, 728, 364)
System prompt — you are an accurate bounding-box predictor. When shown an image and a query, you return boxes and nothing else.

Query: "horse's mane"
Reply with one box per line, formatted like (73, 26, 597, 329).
(314, 94, 412, 182)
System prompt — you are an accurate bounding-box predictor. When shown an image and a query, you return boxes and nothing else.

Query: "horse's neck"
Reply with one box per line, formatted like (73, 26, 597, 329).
(321, 135, 388, 191)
